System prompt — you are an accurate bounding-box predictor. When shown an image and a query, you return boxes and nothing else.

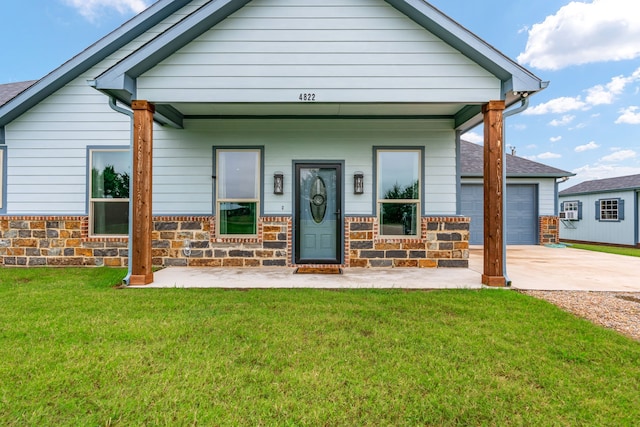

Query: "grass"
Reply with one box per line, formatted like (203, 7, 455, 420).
(1, 268, 639, 426)
(564, 242, 640, 257)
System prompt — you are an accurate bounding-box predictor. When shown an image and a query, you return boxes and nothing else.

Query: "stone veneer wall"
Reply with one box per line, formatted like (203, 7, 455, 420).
(1, 215, 469, 268)
(347, 216, 469, 268)
(539, 215, 559, 245)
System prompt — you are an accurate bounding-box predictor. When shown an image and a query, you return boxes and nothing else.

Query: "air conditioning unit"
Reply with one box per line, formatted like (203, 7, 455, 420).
(560, 210, 578, 220)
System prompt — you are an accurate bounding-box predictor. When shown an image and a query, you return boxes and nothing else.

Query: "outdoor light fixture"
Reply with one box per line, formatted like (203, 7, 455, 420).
(354, 172, 364, 194)
(273, 172, 284, 195)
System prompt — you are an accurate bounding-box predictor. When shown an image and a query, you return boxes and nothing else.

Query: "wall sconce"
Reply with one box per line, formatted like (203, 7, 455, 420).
(354, 172, 364, 194)
(182, 239, 191, 257)
(274, 172, 284, 195)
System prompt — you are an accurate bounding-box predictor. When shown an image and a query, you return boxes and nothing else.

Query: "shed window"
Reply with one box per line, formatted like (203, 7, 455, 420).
(376, 149, 421, 236)
(89, 149, 130, 236)
(215, 149, 260, 236)
(596, 198, 624, 221)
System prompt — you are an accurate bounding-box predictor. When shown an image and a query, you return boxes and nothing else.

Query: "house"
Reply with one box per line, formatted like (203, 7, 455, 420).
(558, 174, 640, 247)
(0, 0, 547, 286)
(460, 140, 573, 245)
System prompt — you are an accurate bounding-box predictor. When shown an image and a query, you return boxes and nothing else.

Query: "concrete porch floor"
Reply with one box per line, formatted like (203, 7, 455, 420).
(134, 245, 640, 291)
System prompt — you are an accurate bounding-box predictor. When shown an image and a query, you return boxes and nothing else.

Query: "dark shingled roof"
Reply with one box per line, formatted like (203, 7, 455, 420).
(559, 174, 640, 196)
(0, 80, 38, 107)
(461, 140, 573, 178)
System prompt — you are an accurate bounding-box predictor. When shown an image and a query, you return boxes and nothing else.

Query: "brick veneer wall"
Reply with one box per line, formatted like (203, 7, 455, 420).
(1, 215, 469, 268)
(347, 216, 469, 268)
(539, 215, 559, 245)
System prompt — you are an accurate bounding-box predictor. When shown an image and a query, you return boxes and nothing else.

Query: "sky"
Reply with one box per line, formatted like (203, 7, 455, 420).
(1, 0, 639, 189)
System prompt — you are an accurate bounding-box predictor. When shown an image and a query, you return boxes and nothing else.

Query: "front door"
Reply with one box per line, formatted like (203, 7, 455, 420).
(295, 163, 342, 264)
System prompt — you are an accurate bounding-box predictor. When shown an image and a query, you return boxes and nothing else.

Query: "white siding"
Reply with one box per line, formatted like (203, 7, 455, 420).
(154, 119, 456, 216)
(559, 191, 636, 246)
(138, 0, 500, 103)
(4, 0, 461, 216)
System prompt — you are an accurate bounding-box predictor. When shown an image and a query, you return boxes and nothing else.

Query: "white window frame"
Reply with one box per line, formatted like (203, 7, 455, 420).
(89, 148, 130, 237)
(563, 201, 578, 212)
(215, 148, 261, 237)
(376, 148, 422, 238)
(599, 198, 619, 221)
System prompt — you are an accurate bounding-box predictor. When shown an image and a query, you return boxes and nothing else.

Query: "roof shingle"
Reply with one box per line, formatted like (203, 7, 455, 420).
(0, 81, 38, 107)
(461, 140, 573, 178)
(559, 174, 640, 196)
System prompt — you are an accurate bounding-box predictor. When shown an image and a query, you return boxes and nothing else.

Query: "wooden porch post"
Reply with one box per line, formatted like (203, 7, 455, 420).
(482, 100, 506, 287)
(129, 100, 155, 285)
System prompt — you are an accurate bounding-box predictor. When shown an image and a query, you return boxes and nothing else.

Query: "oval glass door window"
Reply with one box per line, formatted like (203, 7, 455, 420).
(309, 176, 327, 223)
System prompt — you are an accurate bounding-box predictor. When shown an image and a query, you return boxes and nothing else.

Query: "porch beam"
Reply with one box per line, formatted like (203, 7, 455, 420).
(129, 100, 155, 285)
(482, 100, 506, 287)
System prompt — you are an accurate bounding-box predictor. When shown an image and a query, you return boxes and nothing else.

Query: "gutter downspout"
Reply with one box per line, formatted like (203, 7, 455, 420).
(107, 96, 135, 286)
(501, 95, 530, 287)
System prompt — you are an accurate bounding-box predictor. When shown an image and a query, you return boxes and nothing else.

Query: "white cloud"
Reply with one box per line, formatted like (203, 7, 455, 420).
(517, 0, 640, 70)
(62, 0, 150, 21)
(525, 98, 586, 115)
(599, 149, 637, 162)
(527, 151, 562, 160)
(574, 141, 599, 152)
(549, 115, 575, 127)
(615, 106, 640, 124)
(526, 67, 640, 118)
(550, 136, 562, 142)
(461, 131, 483, 144)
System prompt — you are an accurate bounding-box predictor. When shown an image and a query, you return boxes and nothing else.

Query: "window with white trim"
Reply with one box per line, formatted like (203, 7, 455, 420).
(377, 149, 421, 236)
(89, 149, 130, 236)
(563, 201, 578, 212)
(598, 198, 620, 221)
(215, 149, 260, 236)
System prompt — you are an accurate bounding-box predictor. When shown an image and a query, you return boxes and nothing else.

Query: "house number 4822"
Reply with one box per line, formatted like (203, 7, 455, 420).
(298, 93, 316, 102)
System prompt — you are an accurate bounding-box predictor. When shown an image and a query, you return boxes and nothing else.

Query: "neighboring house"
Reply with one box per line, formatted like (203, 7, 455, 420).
(0, 0, 547, 286)
(460, 140, 574, 245)
(558, 174, 640, 247)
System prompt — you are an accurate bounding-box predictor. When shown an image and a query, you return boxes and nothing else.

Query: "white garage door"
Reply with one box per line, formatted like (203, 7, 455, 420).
(461, 184, 538, 245)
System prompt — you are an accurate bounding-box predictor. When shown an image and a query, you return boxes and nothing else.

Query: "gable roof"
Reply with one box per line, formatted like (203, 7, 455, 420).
(559, 174, 640, 196)
(461, 140, 573, 178)
(91, 0, 546, 130)
(1, 0, 547, 131)
(0, 0, 192, 127)
(0, 81, 38, 107)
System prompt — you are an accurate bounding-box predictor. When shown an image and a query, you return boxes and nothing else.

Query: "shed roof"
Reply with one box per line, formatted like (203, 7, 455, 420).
(460, 140, 573, 178)
(559, 174, 640, 196)
(0, 81, 38, 107)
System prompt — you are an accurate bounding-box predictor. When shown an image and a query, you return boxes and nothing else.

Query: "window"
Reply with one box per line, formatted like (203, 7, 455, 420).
(561, 200, 582, 220)
(376, 149, 421, 236)
(597, 198, 624, 221)
(562, 201, 578, 212)
(89, 149, 130, 236)
(215, 149, 261, 236)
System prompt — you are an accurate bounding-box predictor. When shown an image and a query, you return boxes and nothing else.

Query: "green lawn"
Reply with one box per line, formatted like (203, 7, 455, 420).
(564, 242, 640, 257)
(1, 268, 639, 426)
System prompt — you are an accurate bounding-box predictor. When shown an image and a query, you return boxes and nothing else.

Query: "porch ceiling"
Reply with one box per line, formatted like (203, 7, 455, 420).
(162, 102, 469, 118)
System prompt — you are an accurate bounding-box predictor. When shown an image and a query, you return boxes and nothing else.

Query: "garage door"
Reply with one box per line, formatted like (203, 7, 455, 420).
(461, 184, 538, 245)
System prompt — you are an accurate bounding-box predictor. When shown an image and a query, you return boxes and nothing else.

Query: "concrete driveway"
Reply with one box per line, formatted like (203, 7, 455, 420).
(469, 245, 640, 292)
